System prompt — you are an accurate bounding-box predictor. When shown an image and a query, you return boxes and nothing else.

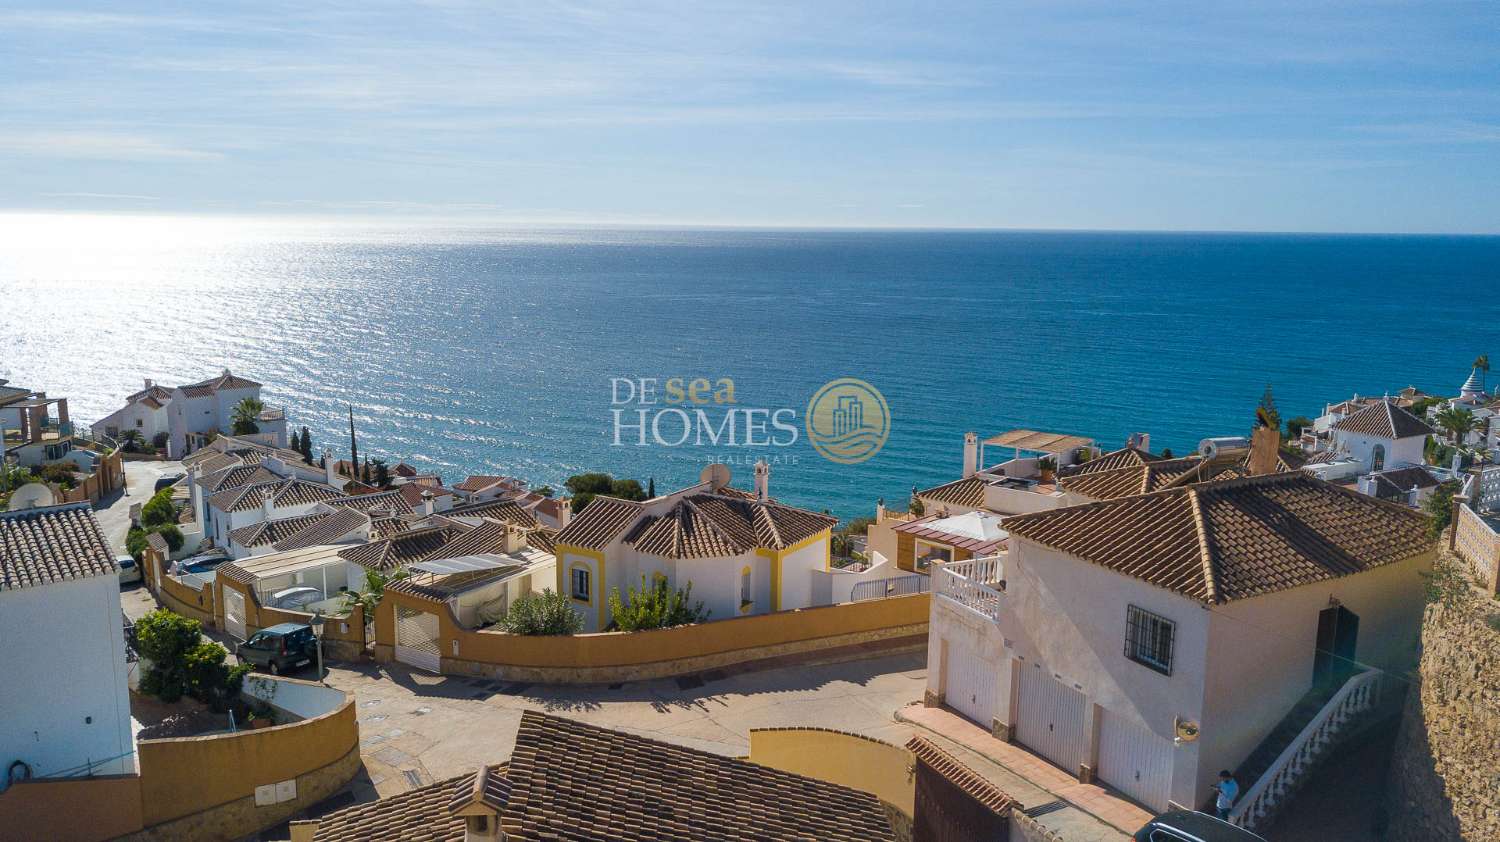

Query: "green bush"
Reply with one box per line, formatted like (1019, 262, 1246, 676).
(135, 609, 248, 710)
(38, 461, 78, 490)
(140, 488, 177, 528)
(565, 472, 648, 513)
(608, 576, 709, 632)
(497, 590, 583, 636)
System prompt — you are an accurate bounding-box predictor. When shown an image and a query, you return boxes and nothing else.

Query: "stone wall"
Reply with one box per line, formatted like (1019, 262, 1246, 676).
(1385, 557, 1500, 842)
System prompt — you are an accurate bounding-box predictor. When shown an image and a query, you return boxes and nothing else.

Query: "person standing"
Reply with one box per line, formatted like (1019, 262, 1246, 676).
(1214, 770, 1240, 821)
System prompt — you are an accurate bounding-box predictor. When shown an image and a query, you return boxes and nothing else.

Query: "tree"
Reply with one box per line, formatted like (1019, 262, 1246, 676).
(565, 472, 648, 513)
(1423, 481, 1461, 540)
(647, 477, 656, 498)
(135, 609, 250, 709)
(1161, 447, 1174, 458)
(608, 576, 709, 631)
(361, 457, 372, 484)
(497, 590, 583, 635)
(372, 457, 390, 488)
(140, 487, 177, 528)
(1434, 406, 1482, 447)
(231, 397, 264, 435)
(909, 486, 925, 517)
(1285, 416, 1314, 440)
(118, 429, 144, 453)
(349, 567, 408, 617)
(535, 485, 555, 498)
(1475, 354, 1491, 392)
(1256, 384, 1281, 433)
(297, 427, 313, 463)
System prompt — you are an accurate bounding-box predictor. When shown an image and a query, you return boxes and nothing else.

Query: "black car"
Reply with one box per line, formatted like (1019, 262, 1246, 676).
(153, 473, 185, 493)
(1134, 811, 1266, 842)
(236, 623, 317, 675)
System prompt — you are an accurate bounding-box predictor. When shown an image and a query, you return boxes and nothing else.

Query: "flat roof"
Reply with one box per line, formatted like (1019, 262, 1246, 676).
(221, 544, 350, 582)
(983, 429, 1094, 453)
(410, 553, 524, 576)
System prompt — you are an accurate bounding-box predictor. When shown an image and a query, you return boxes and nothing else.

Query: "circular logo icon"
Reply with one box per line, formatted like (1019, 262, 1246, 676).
(806, 378, 890, 464)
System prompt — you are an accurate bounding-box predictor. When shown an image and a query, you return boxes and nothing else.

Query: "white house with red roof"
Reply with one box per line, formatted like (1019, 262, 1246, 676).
(96, 369, 285, 458)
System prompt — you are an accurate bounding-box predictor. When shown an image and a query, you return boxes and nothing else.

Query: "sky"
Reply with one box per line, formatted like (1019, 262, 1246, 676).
(1, 1, 1498, 232)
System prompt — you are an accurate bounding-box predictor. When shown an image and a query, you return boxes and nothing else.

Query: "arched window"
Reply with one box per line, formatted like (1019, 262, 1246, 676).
(740, 566, 753, 613)
(1371, 443, 1386, 472)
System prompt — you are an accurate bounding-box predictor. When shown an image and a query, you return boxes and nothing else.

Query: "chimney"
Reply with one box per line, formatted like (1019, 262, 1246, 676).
(144, 378, 154, 390)
(876, 497, 886, 521)
(323, 449, 338, 488)
(420, 489, 435, 517)
(189, 466, 205, 526)
(261, 487, 277, 519)
(448, 765, 509, 842)
(962, 432, 979, 478)
(1137, 432, 1150, 453)
(753, 459, 770, 501)
(1248, 425, 1280, 476)
(503, 525, 527, 554)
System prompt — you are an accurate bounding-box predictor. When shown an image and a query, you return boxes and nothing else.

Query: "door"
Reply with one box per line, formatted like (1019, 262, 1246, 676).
(943, 640, 998, 728)
(223, 588, 247, 642)
(1313, 606, 1360, 687)
(1097, 709, 1175, 811)
(395, 605, 442, 673)
(1015, 663, 1088, 773)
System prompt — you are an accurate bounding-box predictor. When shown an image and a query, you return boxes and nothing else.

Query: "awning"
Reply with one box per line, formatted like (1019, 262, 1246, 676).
(983, 429, 1094, 453)
(409, 553, 521, 576)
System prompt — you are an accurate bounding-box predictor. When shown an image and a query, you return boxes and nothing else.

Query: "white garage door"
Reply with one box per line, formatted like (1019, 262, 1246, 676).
(943, 641, 998, 728)
(1097, 710, 1174, 812)
(395, 605, 442, 673)
(1015, 663, 1088, 773)
(223, 589, 247, 642)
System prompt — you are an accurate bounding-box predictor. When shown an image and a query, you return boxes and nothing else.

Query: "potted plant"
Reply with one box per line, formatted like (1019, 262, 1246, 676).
(247, 700, 275, 729)
(1037, 456, 1057, 482)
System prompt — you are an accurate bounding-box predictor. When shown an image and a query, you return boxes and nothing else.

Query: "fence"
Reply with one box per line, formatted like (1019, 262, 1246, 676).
(1452, 503, 1500, 594)
(851, 574, 931, 602)
(933, 556, 1004, 622)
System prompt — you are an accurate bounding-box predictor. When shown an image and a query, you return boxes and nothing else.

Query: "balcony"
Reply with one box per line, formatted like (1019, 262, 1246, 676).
(934, 555, 1005, 622)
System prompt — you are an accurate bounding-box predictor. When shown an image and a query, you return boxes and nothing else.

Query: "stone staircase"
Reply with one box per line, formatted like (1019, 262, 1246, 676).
(1226, 669, 1400, 833)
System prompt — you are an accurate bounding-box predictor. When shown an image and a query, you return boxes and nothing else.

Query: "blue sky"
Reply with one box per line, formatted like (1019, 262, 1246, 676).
(2, 1, 1498, 232)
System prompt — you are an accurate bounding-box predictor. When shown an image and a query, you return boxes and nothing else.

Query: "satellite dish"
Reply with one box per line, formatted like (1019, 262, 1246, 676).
(699, 463, 732, 491)
(7, 483, 56, 511)
(1174, 717, 1200, 743)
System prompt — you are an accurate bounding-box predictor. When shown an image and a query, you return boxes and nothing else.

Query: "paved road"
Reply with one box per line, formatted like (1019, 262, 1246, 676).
(94, 458, 183, 554)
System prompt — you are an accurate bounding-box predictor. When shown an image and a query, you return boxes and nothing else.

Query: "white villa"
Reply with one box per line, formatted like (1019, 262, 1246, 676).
(924, 434, 1434, 820)
(0, 504, 134, 781)
(552, 461, 838, 632)
(95, 369, 286, 458)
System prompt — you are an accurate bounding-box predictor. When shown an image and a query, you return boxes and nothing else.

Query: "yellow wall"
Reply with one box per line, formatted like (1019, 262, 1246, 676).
(0, 775, 144, 842)
(137, 687, 358, 826)
(217, 575, 364, 645)
(748, 728, 915, 817)
(377, 588, 928, 671)
(159, 571, 217, 627)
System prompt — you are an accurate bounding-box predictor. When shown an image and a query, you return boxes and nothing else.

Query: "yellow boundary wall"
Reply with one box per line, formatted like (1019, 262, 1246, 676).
(375, 589, 928, 682)
(748, 727, 916, 816)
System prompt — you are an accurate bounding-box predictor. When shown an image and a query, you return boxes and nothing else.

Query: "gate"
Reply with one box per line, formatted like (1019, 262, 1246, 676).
(395, 605, 442, 673)
(1097, 709, 1174, 811)
(943, 641, 998, 729)
(1015, 663, 1088, 774)
(222, 587, 247, 641)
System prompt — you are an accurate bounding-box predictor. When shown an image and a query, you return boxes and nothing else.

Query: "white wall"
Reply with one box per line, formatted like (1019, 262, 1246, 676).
(778, 537, 828, 610)
(0, 576, 134, 782)
(1333, 430, 1425, 472)
(242, 675, 344, 720)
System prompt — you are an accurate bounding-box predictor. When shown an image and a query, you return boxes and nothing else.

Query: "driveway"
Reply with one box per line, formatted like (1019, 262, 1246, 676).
(94, 458, 183, 554)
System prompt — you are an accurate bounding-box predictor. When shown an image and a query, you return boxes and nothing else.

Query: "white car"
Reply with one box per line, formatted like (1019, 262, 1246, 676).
(268, 586, 325, 611)
(116, 554, 142, 585)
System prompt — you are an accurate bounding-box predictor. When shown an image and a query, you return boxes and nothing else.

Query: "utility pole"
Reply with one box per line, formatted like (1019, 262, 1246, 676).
(348, 405, 358, 475)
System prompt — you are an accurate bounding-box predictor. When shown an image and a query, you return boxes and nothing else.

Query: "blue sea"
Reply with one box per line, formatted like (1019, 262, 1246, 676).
(3, 215, 1498, 519)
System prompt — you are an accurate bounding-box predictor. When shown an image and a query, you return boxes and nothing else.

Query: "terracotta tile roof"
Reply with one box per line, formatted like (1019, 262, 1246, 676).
(370, 515, 414, 539)
(215, 560, 257, 586)
(273, 508, 371, 552)
(202, 463, 281, 493)
(625, 494, 835, 560)
(393, 462, 419, 478)
(916, 475, 987, 509)
(532, 497, 566, 520)
(1059, 457, 1216, 501)
(209, 480, 281, 513)
(327, 489, 414, 516)
(554, 496, 643, 550)
(191, 452, 245, 475)
(905, 736, 1017, 816)
(145, 531, 170, 554)
(177, 370, 261, 398)
(339, 526, 457, 572)
(422, 519, 512, 561)
(454, 475, 523, 493)
(1303, 449, 1345, 465)
(525, 527, 558, 554)
(309, 711, 895, 841)
(0, 504, 117, 591)
(126, 384, 174, 404)
(446, 498, 538, 528)
(1063, 446, 1161, 476)
(229, 512, 326, 548)
(1003, 472, 1433, 604)
(270, 478, 345, 508)
(397, 483, 457, 509)
(1332, 401, 1433, 440)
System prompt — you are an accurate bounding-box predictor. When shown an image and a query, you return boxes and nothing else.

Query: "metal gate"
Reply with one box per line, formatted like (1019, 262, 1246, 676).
(1015, 663, 1088, 773)
(222, 588, 247, 641)
(943, 640, 998, 728)
(395, 605, 442, 673)
(1097, 709, 1174, 811)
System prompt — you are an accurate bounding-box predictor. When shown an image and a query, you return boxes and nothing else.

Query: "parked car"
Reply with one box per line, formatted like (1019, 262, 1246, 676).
(268, 586, 325, 611)
(116, 554, 141, 585)
(1134, 811, 1266, 842)
(235, 623, 317, 675)
(153, 473, 185, 493)
(173, 552, 229, 575)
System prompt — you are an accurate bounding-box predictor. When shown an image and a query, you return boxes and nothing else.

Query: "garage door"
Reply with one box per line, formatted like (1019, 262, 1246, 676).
(1015, 663, 1088, 773)
(943, 641, 998, 728)
(395, 605, 441, 673)
(1097, 710, 1174, 812)
(223, 588, 247, 642)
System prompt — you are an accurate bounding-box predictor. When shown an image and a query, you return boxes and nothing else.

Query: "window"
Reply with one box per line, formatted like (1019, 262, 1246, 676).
(135, 418, 143, 428)
(570, 567, 591, 601)
(1371, 443, 1386, 471)
(914, 541, 952, 572)
(740, 566, 753, 611)
(1125, 605, 1175, 675)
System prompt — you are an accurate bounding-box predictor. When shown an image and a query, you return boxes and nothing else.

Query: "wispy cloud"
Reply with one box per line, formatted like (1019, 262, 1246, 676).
(41, 191, 161, 201)
(0, 132, 223, 162)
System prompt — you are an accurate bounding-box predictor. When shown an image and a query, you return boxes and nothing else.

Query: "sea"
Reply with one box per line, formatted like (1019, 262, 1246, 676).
(3, 214, 1498, 519)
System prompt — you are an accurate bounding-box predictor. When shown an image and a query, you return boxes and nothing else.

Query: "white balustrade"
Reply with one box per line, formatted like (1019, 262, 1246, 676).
(933, 555, 1004, 621)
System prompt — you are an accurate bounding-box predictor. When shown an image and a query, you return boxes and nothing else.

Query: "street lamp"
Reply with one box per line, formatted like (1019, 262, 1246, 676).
(309, 610, 325, 682)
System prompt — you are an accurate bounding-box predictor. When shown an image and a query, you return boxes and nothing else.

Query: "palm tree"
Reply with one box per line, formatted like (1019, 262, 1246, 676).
(1434, 405, 1483, 447)
(1475, 354, 1491, 393)
(231, 397, 264, 435)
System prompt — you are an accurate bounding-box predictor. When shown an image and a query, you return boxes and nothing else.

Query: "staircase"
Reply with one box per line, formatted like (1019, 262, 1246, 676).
(1227, 669, 1398, 833)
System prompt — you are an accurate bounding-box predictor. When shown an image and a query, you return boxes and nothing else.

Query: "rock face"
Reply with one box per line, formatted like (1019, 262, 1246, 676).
(1385, 563, 1500, 842)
